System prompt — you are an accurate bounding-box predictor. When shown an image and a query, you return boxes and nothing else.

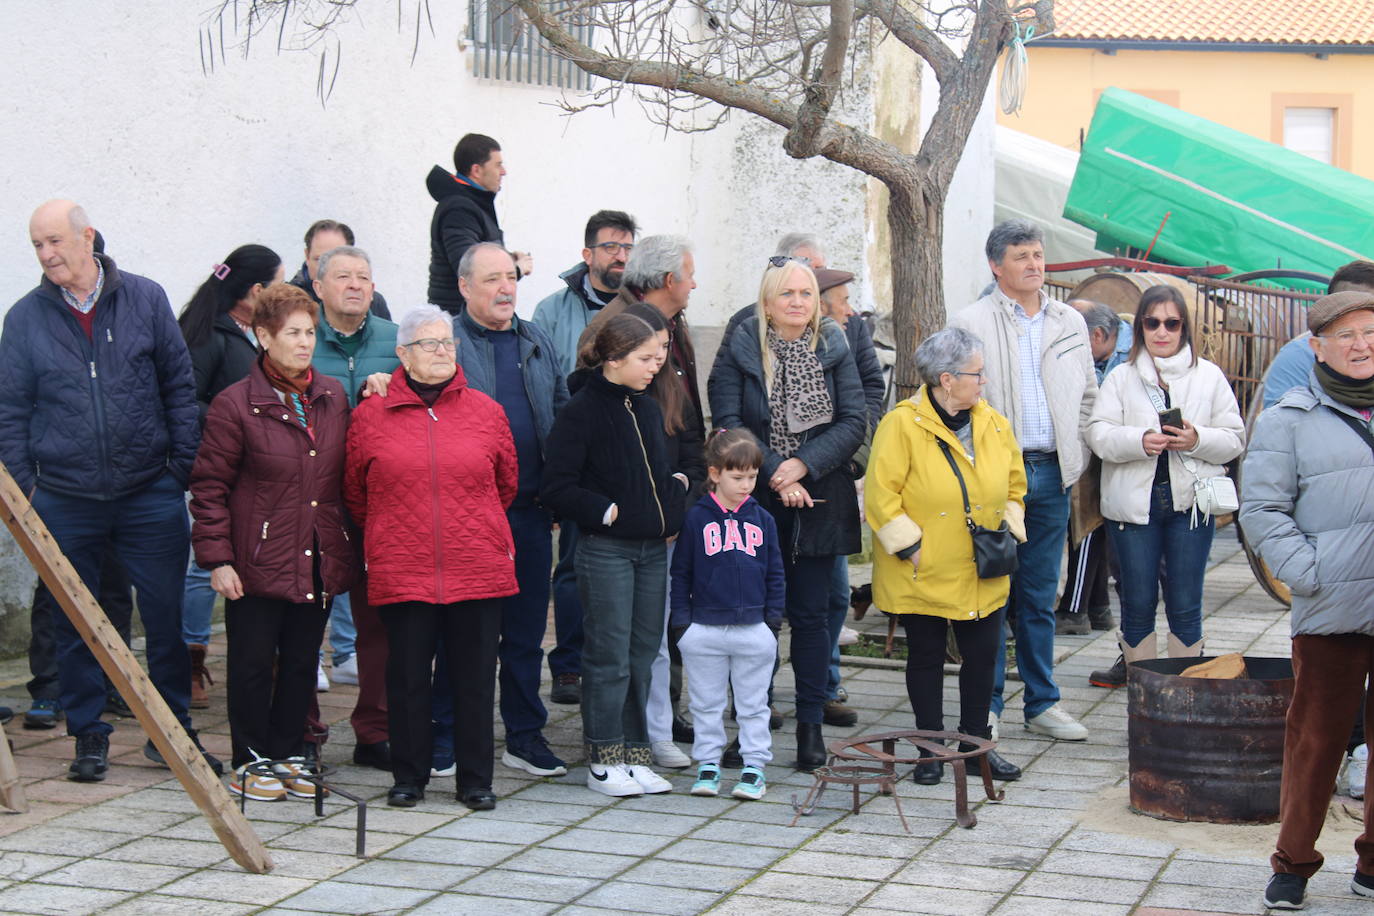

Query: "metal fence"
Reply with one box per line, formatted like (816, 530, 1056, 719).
(469, 1, 593, 90)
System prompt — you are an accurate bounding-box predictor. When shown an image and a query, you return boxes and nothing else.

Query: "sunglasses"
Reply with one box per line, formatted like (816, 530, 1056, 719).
(767, 255, 811, 268)
(1142, 317, 1182, 332)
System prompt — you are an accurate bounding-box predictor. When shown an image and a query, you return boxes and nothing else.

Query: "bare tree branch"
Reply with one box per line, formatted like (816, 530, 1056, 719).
(782, 0, 853, 160)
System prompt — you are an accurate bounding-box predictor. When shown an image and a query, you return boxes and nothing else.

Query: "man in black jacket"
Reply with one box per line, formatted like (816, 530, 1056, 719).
(288, 219, 391, 319)
(0, 200, 221, 783)
(426, 134, 533, 314)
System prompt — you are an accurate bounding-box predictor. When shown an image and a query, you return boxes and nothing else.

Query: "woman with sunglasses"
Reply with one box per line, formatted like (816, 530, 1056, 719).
(1084, 286, 1244, 685)
(344, 304, 519, 809)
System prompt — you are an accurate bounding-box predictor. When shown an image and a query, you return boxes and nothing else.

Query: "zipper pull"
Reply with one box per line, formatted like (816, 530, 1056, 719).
(348, 356, 355, 372)
(428, 408, 438, 422)
(261, 521, 270, 539)
(106, 329, 112, 343)
(89, 361, 97, 379)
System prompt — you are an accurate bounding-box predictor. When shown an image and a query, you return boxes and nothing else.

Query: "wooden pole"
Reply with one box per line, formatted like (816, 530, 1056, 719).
(0, 466, 272, 873)
(0, 720, 28, 813)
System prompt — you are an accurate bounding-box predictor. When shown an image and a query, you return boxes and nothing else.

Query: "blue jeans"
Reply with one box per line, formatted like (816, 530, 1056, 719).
(1106, 482, 1213, 647)
(548, 520, 583, 679)
(182, 558, 216, 646)
(577, 533, 666, 764)
(827, 556, 849, 699)
(328, 592, 356, 663)
(433, 506, 553, 748)
(34, 473, 193, 737)
(991, 456, 1069, 720)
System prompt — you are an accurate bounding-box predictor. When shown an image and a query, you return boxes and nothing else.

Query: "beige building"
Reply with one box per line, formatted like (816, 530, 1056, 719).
(999, 0, 1374, 179)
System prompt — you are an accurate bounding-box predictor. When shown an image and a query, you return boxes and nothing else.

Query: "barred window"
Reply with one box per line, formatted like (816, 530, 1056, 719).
(468, 1, 593, 89)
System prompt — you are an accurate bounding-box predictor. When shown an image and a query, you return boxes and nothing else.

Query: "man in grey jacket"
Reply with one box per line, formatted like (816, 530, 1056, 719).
(948, 219, 1097, 742)
(1241, 290, 1374, 911)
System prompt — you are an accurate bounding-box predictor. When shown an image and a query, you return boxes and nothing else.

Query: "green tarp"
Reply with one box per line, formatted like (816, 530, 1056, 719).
(1064, 88, 1374, 280)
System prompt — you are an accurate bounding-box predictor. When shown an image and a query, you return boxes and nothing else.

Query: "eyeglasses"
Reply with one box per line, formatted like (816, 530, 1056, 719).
(1142, 317, 1182, 332)
(405, 338, 457, 353)
(589, 242, 634, 255)
(952, 370, 986, 381)
(768, 255, 811, 268)
(1321, 326, 1374, 347)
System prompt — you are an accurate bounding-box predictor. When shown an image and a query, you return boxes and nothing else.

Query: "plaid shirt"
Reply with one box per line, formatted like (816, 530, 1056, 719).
(1003, 290, 1056, 452)
(60, 258, 105, 315)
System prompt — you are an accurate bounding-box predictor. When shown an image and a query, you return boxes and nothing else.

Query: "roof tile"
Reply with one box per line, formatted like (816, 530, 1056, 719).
(1049, 0, 1374, 46)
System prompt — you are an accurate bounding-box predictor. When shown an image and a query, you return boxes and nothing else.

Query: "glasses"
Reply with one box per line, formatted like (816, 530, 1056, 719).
(952, 370, 986, 381)
(767, 255, 811, 268)
(589, 242, 634, 255)
(1142, 317, 1182, 332)
(1322, 326, 1374, 347)
(406, 338, 457, 353)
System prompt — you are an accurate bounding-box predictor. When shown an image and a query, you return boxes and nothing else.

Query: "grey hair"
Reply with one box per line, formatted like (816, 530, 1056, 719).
(396, 304, 453, 347)
(1069, 299, 1121, 339)
(984, 219, 1044, 263)
(622, 235, 692, 291)
(915, 327, 983, 388)
(317, 245, 371, 278)
(458, 241, 511, 280)
(774, 233, 825, 262)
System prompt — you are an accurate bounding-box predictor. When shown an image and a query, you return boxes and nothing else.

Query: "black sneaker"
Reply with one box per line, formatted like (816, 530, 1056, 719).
(671, 713, 695, 744)
(143, 731, 225, 776)
(501, 735, 568, 777)
(1352, 870, 1374, 898)
(721, 737, 744, 769)
(1263, 872, 1307, 909)
(24, 698, 63, 730)
(353, 740, 392, 771)
(0, 706, 12, 726)
(1087, 606, 1115, 631)
(1089, 655, 1127, 689)
(68, 733, 109, 782)
(104, 690, 134, 718)
(550, 673, 580, 705)
(1055, 611, 1091, 635)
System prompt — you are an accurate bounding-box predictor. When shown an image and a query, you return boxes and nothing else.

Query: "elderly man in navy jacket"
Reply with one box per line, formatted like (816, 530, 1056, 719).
(0, 200, 219, 783)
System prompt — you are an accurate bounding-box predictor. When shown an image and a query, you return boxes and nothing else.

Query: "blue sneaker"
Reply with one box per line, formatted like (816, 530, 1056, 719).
(501, 735, 568, 777)
(24, 699, 63, 730)
(691, 764, 721, 797)
(732, 765, 767, 800)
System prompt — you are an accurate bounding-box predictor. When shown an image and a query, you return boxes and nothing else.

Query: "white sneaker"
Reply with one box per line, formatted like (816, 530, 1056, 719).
(586, 763, 642, 797)
(1350, 744, 1368, 799)
(651, 740, 691, 769)
(989, 711, 1000, 742)
(626, 765, 673, 794)
(1025, 704, 1088, 741)
(837, 626, 860, 647)
(316, 662, 330, 692)
(332, 654, 360, 686)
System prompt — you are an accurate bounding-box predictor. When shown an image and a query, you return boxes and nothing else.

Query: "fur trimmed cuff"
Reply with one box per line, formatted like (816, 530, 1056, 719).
(876, 515, 922, 555)
(1004, 502, 1027, 542)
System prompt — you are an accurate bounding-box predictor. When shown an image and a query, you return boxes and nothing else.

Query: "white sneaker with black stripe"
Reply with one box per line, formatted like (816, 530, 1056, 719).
(586, 763, 642, 797)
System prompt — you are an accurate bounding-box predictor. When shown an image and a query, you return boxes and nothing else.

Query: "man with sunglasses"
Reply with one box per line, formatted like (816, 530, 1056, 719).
(534, 210, 639, 706)
(949, 219, 1098, 743)
(451, 242, 570, 779)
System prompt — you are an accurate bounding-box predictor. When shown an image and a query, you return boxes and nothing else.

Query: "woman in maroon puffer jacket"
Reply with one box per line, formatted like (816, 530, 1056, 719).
(191, 283, 359, 802)
(344, 303, 518, 810)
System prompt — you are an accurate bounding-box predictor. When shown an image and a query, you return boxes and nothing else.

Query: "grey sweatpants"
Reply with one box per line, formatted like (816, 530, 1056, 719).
(680, 622, 776, 769)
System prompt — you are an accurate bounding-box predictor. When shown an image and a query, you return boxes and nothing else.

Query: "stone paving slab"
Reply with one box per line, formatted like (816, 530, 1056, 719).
(0, 536, 1327, 914)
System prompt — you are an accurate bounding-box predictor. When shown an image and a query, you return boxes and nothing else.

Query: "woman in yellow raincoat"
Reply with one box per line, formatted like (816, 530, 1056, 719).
(865, 327, 1026, 785)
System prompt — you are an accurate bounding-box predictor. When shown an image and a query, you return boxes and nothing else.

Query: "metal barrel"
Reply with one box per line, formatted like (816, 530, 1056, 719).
(1127, 656, 1294, 824)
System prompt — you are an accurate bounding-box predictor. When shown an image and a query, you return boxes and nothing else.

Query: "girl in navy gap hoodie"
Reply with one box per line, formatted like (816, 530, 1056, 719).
(669, 429, 785, 800)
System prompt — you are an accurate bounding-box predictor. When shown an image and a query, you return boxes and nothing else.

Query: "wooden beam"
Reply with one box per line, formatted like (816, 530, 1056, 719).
(0, 719, 28, 813)
(0, 466, 272, 873)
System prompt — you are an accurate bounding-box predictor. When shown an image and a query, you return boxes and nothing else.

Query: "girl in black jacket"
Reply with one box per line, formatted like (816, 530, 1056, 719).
(541, 313, 689, 799)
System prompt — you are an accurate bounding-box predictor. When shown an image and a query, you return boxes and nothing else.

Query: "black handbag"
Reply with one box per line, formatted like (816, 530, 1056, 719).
(936, 439, 1019, 579)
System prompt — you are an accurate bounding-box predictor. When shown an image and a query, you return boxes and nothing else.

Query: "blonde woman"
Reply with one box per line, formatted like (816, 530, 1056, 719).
(706, 257, 866, 770)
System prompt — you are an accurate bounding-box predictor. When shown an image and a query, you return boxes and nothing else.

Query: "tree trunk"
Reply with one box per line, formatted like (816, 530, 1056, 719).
(887, 174, 946, 403)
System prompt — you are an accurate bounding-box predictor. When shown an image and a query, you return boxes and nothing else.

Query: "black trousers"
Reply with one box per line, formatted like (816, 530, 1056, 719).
(380, 599, 502, 791)
(224, 593, 330, 768)
(901, 608, 1005, 741)
(1057, 527, 1111, 616)
(28, 546, 133, 701)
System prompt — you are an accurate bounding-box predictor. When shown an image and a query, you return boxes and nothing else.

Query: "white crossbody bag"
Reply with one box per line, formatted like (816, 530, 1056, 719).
(1142, 379, 1238, 527)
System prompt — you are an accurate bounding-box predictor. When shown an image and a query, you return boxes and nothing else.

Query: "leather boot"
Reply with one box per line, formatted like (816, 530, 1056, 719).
(1166, 633, 1204, 658)
(189, 643, 212, 709)
(1089, 631, 1156, 688)
(795, 723, 826, 772)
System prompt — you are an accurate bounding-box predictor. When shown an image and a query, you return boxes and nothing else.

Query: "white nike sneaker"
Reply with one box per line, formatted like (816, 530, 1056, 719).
(1025, 704, 1089, 741)
(626, 765, 673, 794)
(586, 763, 642, 797)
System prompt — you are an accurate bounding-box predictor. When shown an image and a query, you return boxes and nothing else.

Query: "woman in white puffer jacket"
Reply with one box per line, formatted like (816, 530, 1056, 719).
(1084, 285, 1245, 686)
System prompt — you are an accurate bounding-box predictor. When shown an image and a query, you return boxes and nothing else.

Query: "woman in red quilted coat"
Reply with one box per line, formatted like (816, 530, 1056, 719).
(344, 304, 518, 810)
(191, 284, 358, 803)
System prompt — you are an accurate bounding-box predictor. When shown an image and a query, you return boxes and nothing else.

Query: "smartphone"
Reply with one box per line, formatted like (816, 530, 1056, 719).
(1158, 407, 1184, 431)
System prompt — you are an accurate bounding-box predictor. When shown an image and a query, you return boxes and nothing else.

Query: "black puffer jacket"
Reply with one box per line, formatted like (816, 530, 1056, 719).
(0, 254, 199, 499)
(707, 317, 865, 558)
(188, 312, 257, 427)
(426, 165, 504, 314)
(540, 371, 687, 540)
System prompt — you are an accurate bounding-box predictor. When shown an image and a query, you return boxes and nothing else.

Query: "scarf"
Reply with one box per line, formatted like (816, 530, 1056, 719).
(261, 353, 315, 440)
(927, 387, 970, 431)
(1133, 344, 1194, 389)
(766, 326, 832, 458)
(1316, 360, 1374, 409)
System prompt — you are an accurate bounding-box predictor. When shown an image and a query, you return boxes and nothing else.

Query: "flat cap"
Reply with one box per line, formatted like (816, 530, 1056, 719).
(814, 268, 855, 294)
(1309, 289, 1374, 334)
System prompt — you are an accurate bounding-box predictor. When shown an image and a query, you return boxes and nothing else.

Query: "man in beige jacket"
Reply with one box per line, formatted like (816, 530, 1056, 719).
(948, 219, 1098, 741)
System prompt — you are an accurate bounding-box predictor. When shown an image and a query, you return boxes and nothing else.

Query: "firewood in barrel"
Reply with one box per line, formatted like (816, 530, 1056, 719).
(1180, 653, 1249, 679)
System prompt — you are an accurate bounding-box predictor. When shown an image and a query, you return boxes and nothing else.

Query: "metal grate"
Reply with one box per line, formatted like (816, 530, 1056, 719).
(469, 1, 593, 89)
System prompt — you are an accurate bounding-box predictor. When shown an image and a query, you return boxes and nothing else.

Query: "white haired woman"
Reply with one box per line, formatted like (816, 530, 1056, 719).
(344, 304, 519, 810)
